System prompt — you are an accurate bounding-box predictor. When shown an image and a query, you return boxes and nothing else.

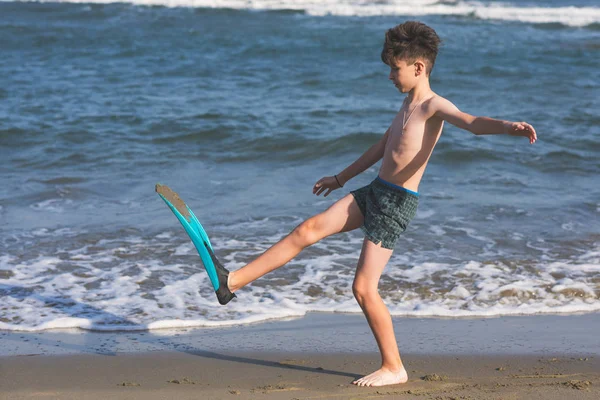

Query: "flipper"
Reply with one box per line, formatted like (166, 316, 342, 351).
(155, 184, 236, 305)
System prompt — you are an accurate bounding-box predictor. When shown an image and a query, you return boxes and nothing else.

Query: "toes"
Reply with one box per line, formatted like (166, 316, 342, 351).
(354, 370, 397, 387)
(354, 374, 371, 386)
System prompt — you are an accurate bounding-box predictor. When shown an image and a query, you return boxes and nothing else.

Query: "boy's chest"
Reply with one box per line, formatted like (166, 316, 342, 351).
(390, 110, 427, 140)
(388, 110, 443, 150)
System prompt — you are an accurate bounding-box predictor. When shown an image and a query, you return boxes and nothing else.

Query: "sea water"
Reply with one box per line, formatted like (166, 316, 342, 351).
(0, 0, 599, 331)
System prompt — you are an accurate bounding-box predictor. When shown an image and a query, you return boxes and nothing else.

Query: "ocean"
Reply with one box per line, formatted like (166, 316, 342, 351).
(1, 0, 599, 332)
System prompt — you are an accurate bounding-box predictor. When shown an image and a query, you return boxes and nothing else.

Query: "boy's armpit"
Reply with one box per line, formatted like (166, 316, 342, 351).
(380, 126, 391, 144)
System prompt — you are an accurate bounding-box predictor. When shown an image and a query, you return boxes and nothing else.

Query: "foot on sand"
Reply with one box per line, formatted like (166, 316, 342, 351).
(352, 367, 408, 387)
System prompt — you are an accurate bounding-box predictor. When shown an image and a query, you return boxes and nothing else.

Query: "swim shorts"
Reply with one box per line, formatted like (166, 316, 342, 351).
(350, 176, 419, 250)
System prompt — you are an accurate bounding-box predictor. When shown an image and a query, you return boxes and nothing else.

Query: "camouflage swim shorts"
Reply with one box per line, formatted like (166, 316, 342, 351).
(350, 176, 419, 250)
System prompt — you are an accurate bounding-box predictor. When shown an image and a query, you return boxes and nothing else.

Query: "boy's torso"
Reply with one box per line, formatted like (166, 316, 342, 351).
(379, 94, 444, 192)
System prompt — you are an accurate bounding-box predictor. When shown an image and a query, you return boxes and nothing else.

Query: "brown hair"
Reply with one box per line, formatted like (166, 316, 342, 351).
(381, 21, 441, 76)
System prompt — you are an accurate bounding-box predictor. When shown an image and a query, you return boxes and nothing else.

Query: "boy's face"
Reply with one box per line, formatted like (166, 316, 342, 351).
(388, 58, 419, 93)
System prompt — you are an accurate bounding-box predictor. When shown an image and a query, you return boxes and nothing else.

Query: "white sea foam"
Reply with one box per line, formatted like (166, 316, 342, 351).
(448, 285, 471, 299)
(1, 227, 598, 332)
(20, 0, 600, 27)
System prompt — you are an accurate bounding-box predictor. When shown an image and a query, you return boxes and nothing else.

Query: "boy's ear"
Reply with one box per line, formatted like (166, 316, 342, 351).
(414, 60, 426, 76)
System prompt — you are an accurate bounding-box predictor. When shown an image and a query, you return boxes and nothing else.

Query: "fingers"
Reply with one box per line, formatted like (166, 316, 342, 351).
(313, 183, 335, 196)
(521, 121, 537, 144)
(313, 179, 324, 194)
(314, 177, 329, 196)
(512, 121, 537, 144)
(529, 125, 537, 137)
(313, 176, 342, 196)
(526, 123, 537, 143)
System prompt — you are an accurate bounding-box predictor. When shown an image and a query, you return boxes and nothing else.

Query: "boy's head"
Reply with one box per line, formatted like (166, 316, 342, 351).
(381, 21, 441, 91)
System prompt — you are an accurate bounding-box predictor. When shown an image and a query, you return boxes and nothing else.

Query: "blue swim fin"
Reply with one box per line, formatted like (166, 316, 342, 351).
(155, 184, 236, 305)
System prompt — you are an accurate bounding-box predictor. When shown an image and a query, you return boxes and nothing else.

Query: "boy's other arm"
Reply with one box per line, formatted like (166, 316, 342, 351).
(336, 127, 390, 186)
(313, 128, 388, 197)
(433, 97, 537, 144)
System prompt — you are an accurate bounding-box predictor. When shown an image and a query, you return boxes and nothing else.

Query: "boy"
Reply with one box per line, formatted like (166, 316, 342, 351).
(213, 21, 537, 387)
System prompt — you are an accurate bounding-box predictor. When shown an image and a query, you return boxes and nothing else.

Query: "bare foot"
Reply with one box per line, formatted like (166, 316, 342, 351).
(352, 367, 408, 387)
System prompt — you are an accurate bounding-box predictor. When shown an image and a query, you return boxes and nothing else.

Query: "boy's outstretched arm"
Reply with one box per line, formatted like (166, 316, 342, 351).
(313, 127, 390, 197)
(433, 97, 537, 144)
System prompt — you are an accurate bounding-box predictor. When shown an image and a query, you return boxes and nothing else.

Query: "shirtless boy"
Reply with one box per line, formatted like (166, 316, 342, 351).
(211, 21, 537, 387)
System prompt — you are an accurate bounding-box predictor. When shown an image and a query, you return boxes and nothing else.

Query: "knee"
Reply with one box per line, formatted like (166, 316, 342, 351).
(291, 216, 321, 246)
(352, 281, 378, 305)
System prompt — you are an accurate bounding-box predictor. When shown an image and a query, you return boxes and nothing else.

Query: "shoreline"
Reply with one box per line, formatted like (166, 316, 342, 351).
(1, 312, 599, 357)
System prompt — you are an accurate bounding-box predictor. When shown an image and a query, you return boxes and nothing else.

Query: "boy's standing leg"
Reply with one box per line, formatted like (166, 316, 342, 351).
(352, 238, 408, 386)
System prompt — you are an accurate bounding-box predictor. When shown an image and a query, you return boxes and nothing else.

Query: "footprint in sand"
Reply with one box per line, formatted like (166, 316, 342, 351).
(167, 377, 196, 384)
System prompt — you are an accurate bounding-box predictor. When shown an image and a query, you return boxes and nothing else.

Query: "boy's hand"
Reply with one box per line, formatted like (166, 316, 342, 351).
(313, 176, 342, 197)
(505, 121, 537, 144)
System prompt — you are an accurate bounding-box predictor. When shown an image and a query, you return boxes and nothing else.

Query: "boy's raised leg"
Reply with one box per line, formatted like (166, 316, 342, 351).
(352, 238, 407, 387)
(228, 194, 364, 292)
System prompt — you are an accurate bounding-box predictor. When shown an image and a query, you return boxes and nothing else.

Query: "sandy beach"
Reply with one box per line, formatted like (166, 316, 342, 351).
(2, 351, 599, 400)
(2, 313, 599, 399)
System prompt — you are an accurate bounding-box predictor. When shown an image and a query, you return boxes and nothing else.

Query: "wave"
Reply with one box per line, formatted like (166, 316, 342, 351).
(18, 0, 600, 27)
(1, 227, 598, 332)
(216, 131, 382, 162)
(3, 303, 600, 332)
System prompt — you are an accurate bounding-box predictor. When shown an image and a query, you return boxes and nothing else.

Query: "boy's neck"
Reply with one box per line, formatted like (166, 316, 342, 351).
(406, 80, 433, 103)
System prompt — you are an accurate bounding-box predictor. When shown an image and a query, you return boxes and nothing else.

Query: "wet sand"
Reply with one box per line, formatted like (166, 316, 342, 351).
(1, 313, 599, 399)
(1, 351, 598, 399)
